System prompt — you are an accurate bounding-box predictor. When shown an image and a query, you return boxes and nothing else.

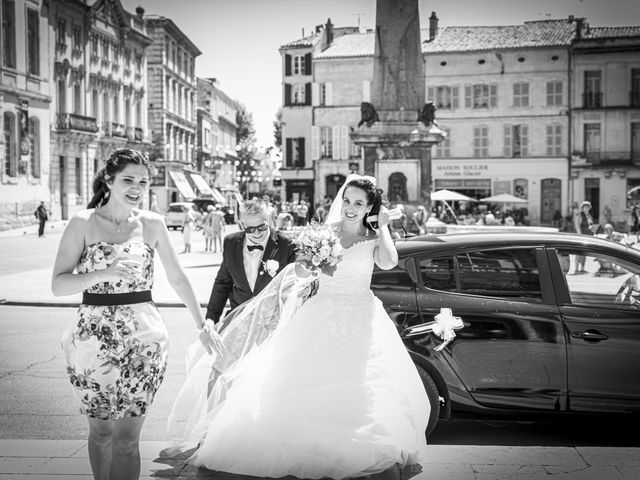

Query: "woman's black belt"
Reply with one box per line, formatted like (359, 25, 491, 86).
(82, 290, 153, 306)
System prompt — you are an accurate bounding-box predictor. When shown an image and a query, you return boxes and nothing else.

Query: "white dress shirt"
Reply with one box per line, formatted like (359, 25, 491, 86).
(243, 236, 269, 291)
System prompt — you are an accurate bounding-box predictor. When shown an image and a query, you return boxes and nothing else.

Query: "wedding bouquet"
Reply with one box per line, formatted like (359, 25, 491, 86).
(294, 223, 343, 276)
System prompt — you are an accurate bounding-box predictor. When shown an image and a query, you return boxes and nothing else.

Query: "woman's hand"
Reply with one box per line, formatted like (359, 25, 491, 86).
(199, 321, 226, 356)
(99, 257, 140, 284)
(367, 206, 392, 230)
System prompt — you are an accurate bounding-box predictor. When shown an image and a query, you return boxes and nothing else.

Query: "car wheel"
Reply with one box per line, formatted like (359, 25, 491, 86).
(415, 363, 440, 438)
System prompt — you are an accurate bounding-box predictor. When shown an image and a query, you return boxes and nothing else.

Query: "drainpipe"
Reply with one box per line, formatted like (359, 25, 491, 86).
(567, 45, 574, 219)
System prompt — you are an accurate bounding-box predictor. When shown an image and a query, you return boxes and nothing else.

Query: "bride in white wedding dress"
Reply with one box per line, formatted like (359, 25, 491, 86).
(169, 175, 430, 478)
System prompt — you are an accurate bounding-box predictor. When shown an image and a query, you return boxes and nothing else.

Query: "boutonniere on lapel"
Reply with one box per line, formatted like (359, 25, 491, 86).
(261, 259, 279, 277)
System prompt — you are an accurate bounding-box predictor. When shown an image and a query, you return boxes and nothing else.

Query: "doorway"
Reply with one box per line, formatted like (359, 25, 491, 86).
(585, 177, 600, 222)
(540, 178, 561, 225)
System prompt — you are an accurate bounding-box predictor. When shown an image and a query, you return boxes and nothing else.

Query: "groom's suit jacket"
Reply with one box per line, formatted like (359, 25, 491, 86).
(206, 230, 297, 324)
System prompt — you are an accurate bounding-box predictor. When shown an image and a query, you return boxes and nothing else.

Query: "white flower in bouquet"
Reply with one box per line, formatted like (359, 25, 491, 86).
(294, 223, 343, 276)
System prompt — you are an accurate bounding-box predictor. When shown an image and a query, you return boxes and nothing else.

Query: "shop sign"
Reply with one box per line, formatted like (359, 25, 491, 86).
(433, 162, 489, 177)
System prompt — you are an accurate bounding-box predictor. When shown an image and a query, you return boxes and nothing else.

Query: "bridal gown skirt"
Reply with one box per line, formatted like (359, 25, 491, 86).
(191, 287, 430, 478)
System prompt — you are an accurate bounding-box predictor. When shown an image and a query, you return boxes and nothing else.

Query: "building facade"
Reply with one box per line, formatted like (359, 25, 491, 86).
(570, 21, 640, 228)
(196, 77, 238, 199)
(280, 15, 640, 226)
(424, 18, 576, 225)
(48, 0, 151, 220)
(146, 15, 199, 210)
(1, 0, 51, 228)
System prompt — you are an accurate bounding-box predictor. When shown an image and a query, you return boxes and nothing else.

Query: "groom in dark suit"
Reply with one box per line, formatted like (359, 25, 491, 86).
(206, 199, 297, 326)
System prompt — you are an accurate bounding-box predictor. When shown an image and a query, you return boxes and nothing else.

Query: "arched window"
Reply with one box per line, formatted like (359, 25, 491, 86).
(29, 117, 40, 178)
(3, 112, 15, 177)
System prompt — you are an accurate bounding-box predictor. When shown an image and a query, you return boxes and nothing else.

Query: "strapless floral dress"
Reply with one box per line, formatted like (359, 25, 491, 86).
(61, 241, 169, 420)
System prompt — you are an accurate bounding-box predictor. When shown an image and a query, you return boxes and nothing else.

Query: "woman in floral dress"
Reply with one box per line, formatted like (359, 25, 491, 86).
(52, 149, 222, 480)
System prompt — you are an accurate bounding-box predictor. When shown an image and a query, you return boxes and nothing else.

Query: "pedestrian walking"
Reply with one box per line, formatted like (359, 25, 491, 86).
(34, 201, 48, 237)
(51, 148, 222, 480)
(573, 200, 596, 274)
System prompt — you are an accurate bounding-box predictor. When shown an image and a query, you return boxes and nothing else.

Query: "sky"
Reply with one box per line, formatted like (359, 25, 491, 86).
(120, 0, 639, 149)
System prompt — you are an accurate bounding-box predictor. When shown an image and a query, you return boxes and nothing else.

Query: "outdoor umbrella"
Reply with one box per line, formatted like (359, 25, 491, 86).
(430, 189, 476, 202)
(480, 193, 529, 204)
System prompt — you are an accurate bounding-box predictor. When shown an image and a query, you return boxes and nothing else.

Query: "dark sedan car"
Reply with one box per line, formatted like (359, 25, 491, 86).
(371, 232, 640, 436)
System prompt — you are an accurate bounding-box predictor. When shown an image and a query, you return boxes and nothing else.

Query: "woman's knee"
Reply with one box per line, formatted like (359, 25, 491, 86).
(88, 418, 113, 445)
(112, 418, 144, 455)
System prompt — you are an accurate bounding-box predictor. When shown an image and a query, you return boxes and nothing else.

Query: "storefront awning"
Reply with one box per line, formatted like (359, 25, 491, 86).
(168, 171, 196, 200)
(211, 187, 227, 205)
(189, 173, 215, 197)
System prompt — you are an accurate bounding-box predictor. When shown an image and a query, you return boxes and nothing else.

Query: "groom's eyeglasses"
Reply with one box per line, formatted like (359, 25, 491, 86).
(244, 223, 269, 234)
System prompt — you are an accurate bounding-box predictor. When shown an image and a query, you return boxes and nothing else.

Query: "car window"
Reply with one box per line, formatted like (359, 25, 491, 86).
(418, 257, 456, 291)
(167, 205, 186, 212)
(417, 248, 542, 301)
(557, 249, 640, 310)
(372, 265, 413, 286)
(456, 248, 542, 300)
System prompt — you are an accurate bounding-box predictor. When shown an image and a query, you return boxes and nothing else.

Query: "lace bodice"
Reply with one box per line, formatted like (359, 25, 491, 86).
(77, 241, 154, 294)
(317, 238, 377, 298)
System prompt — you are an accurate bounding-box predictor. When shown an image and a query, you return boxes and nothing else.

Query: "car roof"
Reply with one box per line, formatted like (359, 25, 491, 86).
(394, 231, 640, 259)
(168, 202, 194, 207)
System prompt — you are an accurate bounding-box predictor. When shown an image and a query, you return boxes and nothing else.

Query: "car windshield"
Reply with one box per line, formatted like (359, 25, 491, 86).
(168, 205, 186, 212)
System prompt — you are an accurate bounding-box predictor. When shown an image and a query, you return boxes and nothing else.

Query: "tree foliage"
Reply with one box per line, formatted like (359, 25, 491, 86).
(273, 107, 282, 148)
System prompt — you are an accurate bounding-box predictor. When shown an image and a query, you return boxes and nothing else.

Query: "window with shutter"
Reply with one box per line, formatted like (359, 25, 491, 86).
(284, 84, 291, 106)
(320, 126, 332, 158)
(427, 86, 435, 103)
(298, 138, 305, 167)
(304, 53, 312, 75)
(504, 124, 512, 157)
(312, 83, 319, 106)
(473, 126, 489, 157)
(465, 86, 472, 108)
(490, 84, 497, 107)
(340, 126, 349, 160)
(332, 126, 341, 160)
(311, 126, 320, 160)
(285, 54, 292, 76)
(521, 125, 528, 156)
(325, 83, 333, 106)
(286, 138, 292, 167)
(305, 82, 311, 105)
(452, 86, 459, 109)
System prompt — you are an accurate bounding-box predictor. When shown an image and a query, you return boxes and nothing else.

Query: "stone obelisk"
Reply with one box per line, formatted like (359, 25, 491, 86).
(351, 0, 445, 206)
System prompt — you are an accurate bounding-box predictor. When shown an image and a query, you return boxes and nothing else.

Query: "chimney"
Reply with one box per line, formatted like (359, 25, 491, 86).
(326, 18, 334, 46)
(429, 11, 439, 41)
(568, 14, 574, 23)
(575, 17, 583, 39)
(135, 6, 144, 18)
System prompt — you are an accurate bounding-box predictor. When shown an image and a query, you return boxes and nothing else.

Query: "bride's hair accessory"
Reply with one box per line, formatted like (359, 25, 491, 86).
(294, 223, 343, 277)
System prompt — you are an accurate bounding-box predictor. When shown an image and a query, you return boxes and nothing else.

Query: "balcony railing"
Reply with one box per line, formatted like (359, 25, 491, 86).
(111, 122, 126, 138)
(56, 113, 99, 133)
(582, 91, 603, 108)
(631, 90, 640, 108)
(584, 150, 639, 165)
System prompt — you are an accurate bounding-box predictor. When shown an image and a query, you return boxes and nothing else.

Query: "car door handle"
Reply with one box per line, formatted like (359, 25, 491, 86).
(571, 330, 609, 341)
